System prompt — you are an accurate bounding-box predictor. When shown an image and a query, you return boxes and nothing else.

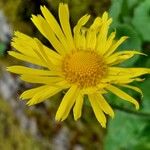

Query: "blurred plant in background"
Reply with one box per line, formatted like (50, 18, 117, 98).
(0, 0, 150, 150)
(104, 0, 150, 150)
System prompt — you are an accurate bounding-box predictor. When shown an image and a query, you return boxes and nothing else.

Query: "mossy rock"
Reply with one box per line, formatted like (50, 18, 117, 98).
(0, 98, 46, 150)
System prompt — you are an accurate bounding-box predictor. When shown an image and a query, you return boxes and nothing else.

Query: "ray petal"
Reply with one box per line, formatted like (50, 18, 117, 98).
(88, 94, 106, 128)
(31, 15, 66, 55)
(55, 85, 79, 121)
(119, 84, 143, 97)
(105, 36, 128, 56)
(73, 14, 90, 48)
(20, 75, 63, 84)
(20, 85, 50, 100)
(40, 6, 71, 51)
(73, 93, 84, 120)
(58, 3, 75, 50)
(104, 31, 116, 53)
(102, 12, 109, 22)
(95, 93, 114, 118)
(7, 66, 60, 76)
(108, 67, 150, 78)
(86, 29, 97, 50)
(90, 17, 102, 30)
(96, 18, 112, 54)
(106, 84, 139, 109)
(8, 51, 46, 67)
(27, 86, 63, 106)
(76, 29, 86, 50)
(11, 32, 62, 64)
(106, 51, 145, 65)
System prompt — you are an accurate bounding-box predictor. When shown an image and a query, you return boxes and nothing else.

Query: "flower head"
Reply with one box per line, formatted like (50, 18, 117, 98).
(7, 3, 150, 127)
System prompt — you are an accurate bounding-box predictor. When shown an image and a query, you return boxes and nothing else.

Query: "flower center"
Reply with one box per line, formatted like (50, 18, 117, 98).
(62, 50, 107, 87)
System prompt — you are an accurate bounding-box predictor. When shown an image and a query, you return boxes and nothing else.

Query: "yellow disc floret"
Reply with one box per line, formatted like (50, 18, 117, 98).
(62, 50, 107, 87)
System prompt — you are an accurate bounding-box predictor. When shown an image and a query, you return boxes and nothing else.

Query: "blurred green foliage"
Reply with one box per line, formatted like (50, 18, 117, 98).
(108, 0, 150, 110)
(104, 111, 150, 150)
(0, 43, 6, 56)
(132, 0, 150, 41)
(110, 0, 150, 48)
(104, 0, 150, 149)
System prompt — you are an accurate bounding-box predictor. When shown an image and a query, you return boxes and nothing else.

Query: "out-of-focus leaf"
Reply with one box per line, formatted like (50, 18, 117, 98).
(104, 111, 150, 150)
(0, 43, 6, 56)
(115, 24, 142, 50)
(110, 0, 144, 24)
(104, 80, 150, 150)
(133, 124, 150, 150)
(109, 0, 123, 26)
(105, 85, 140, 110)
(132, 0, 150, 41)
(109, 0, 143, 67)
(109, 0, 134, 26)
(127, 0, 139, 9)
(139, 79, 150, 113)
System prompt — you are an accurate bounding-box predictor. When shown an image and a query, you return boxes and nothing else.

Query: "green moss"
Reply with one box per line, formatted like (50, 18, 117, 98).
(0, 99, 46, 150)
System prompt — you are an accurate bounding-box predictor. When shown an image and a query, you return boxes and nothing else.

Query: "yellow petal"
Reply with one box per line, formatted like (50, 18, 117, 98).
(20, 75, 63, 84)
(55, 85, 79, 121)
(106, 84, 139, 109)
(104, 31, 116, 53)
(85, 17, 102, 50)
(108, 67, 150, 79)
(102, 77, 143, 84)
(34, 38, 56, 70)
(12, 32, 61, 64)
(40, 6, 71, 52)
(12, 32, 37, 57)
(7, 66, 60, 76)
(106, 51, 145, 65)
(81, 86, 98, 94)
(8, 51, 46, 67)
(56, 80, 70, 88)
(31, 15, 66, 55)
(73, 93, 84, 120)
(58, 3, 75, 50)
(95, 93, 114, 118)
(90, 17, 102, 30)
(88, 94, 106, 128)
(102, 12, 109, 22)
(75, 28, 86, 49)
(96, 18, 112, 55)
(20, 85, 50, 100)
(73, 14, 90, 47)
(86, 29, 97, 50)
(119, 84, 143, 97)
(27, 86, 63, 106)
(105, 36, 128, 56)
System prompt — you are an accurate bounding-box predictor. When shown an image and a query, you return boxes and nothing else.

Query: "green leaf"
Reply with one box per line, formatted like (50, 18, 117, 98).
(132, 0, 150, 41)
(109, 0, 123, 26)
(139, 78, 150, 113)
(115, 24, 142, 50)
(126, 0, 139, 9)
(0, 43, 6, 56)
(104, 111, 150, 150)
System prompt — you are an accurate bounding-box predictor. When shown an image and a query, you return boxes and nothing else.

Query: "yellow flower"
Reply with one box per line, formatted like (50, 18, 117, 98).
(7, 3, 150, 127)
